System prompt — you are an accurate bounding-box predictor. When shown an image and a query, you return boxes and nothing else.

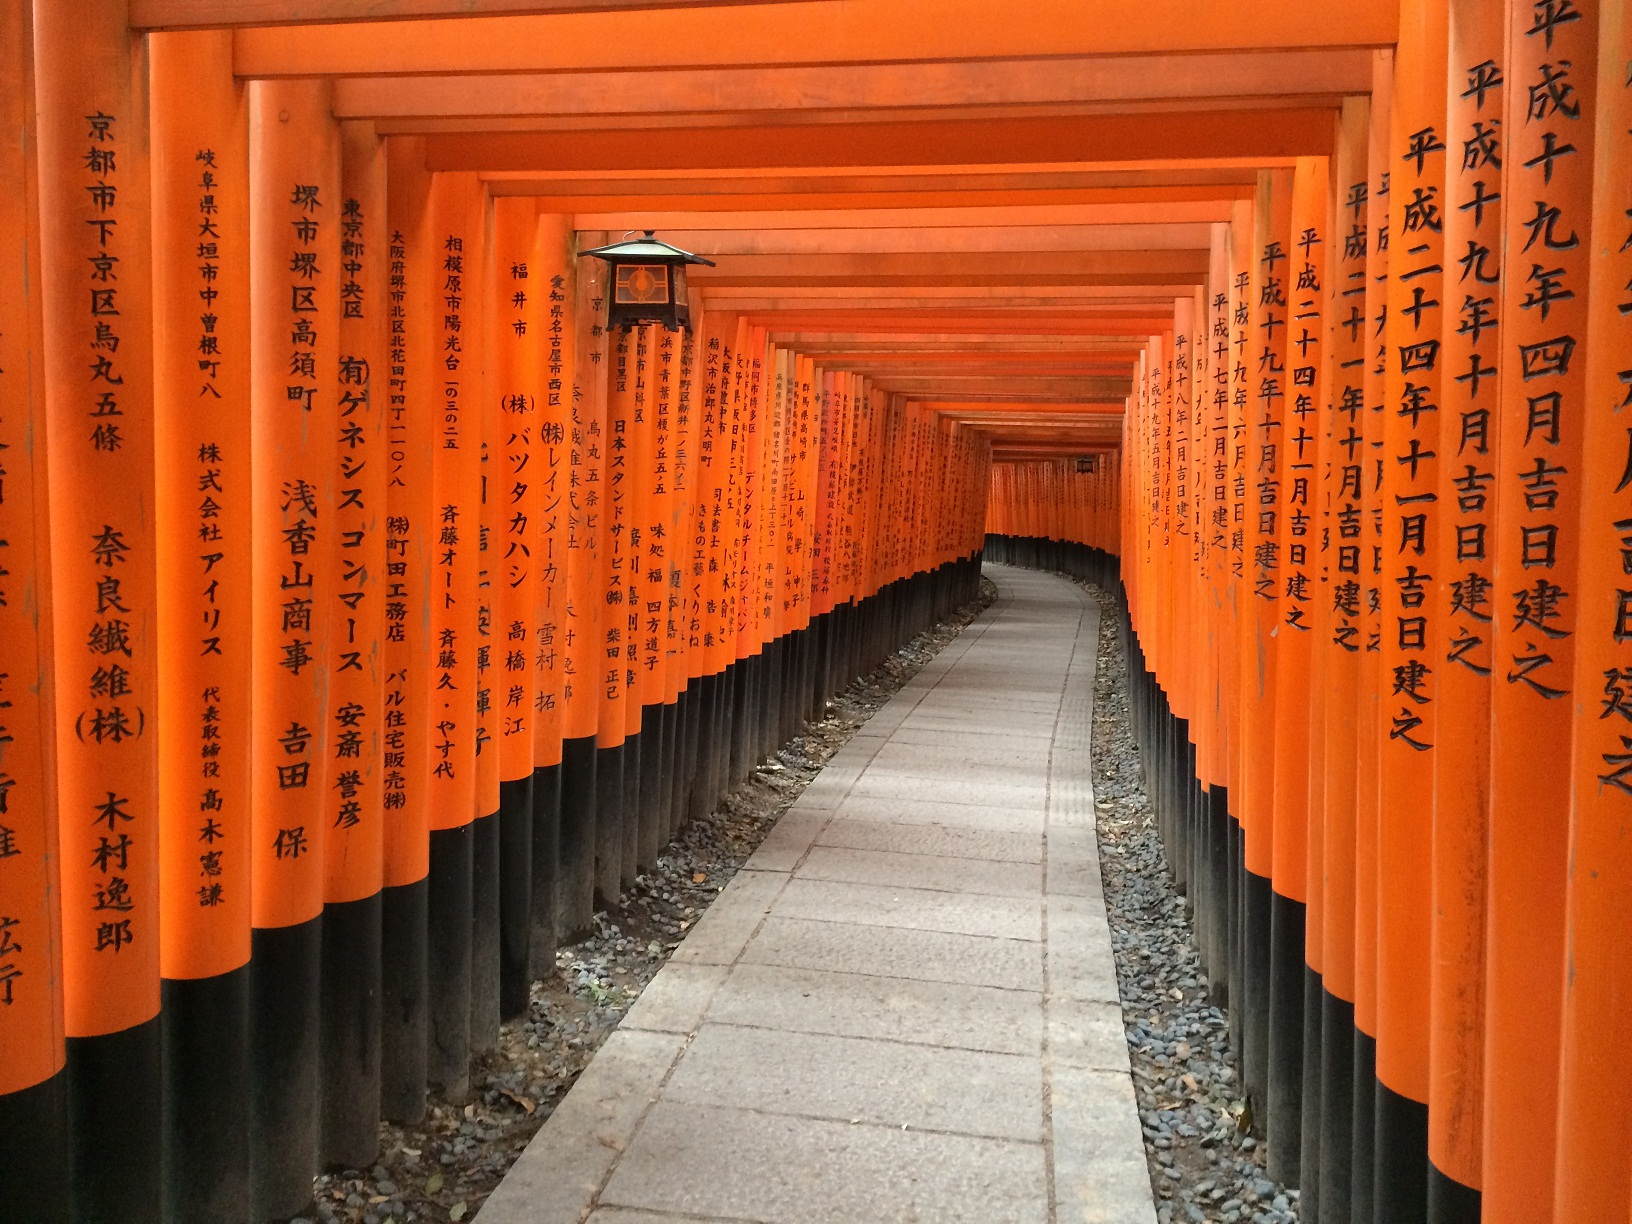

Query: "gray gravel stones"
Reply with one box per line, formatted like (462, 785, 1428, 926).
(1075, 578, 1301, 1224)
(290, 582, 997, 1224)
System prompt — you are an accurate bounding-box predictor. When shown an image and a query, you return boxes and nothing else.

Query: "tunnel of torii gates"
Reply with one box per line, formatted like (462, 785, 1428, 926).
(0, 0, 1630, 1222)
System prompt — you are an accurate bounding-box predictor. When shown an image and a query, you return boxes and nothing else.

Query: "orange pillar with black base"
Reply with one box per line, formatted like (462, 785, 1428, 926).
(1554, 4, 1632, 1215)
(320, 116, 389, 1168)
(596, 324, 635, 899)
(1427, 4, 1505, 1217)
(36, 3, 161, 1216)
(559, 235, 607, 939)
(1267, 154, 1328, 1182)
(1352, 49, 1394, 1223)
(528, 212, 574, 979)
(380, 133, 435, 1126)
(490, 196, 544, 1019)
(1240, 168, 1292, 1125)
(246, 77, 339, 1219)
(0, 2, 65, 1216)
(1374, 4, 1448, 1213)
(1224, 195, 1252, 1071)
(470, 274, 502, 1055)
(1483, 2, 1599, 1220)
(423, 171, 484, 1104)
(1317, 91, 1373, 1224)
(150, 29, 253, 1221)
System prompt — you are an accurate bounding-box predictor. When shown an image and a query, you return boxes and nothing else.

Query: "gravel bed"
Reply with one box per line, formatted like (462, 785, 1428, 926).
(1076, 578, 1301, 1224)
(288, 579, 998, 1224)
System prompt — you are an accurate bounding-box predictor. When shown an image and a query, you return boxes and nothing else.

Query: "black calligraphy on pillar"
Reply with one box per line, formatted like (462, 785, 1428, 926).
(1505, 5, 1586, 702)
(1385, 114, 1445, 751)
(1254, 236, 1288, 601)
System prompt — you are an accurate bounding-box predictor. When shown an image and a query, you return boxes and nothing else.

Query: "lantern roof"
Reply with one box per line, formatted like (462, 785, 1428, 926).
(580, 230, 716, 267)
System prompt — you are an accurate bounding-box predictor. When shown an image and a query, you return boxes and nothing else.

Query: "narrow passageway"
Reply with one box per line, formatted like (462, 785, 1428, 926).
(479, 565, 1154, 1224)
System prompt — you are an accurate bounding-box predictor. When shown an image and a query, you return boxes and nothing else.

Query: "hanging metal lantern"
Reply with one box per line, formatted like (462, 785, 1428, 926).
(579, 230, 715, 333)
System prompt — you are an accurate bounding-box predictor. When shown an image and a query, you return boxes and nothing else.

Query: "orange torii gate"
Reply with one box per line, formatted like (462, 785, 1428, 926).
(986, 6, 1632, 1220)
(0, 10, 990, 1220)
(5, 2, 1632, 1224)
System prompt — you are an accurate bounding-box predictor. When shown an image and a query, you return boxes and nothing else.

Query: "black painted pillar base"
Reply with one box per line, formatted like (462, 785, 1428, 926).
(1228, 817, 1244, 1058)
(684, 674, 711, 825)
(319, 892, 381, 1169)
(594, 741, 625, 907)
(470, 809, 502, 1054)
(1427, 1161, 1482, 1224)
(1267, 889, 1306, 1182)
(731, 655, 757, 784)
(161, 967, 250, 1223)
(498, 773, 535, 1020)
(1352, 1031, 1377, 1224)
(558, 735, 597, 940)
(654, 700, 676, 849)
(426, 823, 473, 1103)
(249, 917, 321, 1219)
(1374, 1077, 1429, 1224)
(621, 729, 642, 889)
(1300, 964, 1323, 1222)
(1243, 869, 1273, 1121)
(635, 708, 661, 869)
(0, 1069, 69, 1224)
(716, 661, 737, 796)
(529, 762, 562, 983)
(1206, 786, 1231, 1002)
(69, 1016, 163, 1224)
(1319, 989, 1355, 1224)
(380, 876, 429, 1125)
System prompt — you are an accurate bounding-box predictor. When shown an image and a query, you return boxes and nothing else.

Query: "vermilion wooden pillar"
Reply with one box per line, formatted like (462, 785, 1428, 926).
(597, 325, 635, 898)
(731, 326, 764, 782)
(1374, 1, 1447, 1213)
(1554, 4, 1632, 1216)
(689, 317, 727, 815)
(616, 323, 651, 883)
(559, 234, 607, 939)
(674, 319, 705, 832)
(1483, 2, 1599, 1221)
(1224, 196, 1252, 1069)
(1427, 4, 1505, 1219)
(644, 325, 678, 854)
(380, 133, 435, 1127)
(490, 196, 544, 1019)
(719, 319, 749, 776)
(150, 29, 253, 1222)
(529, 211, 574, 979)
(246, 77, 339, 1220)
(1352, 49, 1394, 1224)
(0, 3, 66, 1219)
(423, 170, 484, 1103)
(320, 116, 389, 1169)
(36, 2, 162, 1216)
(1267, 154, 1328, 1184)
(1241, 168, 1292, 1129)
(1299, 157, 1333, 1220)
(471, 262, 503, 1055)
(1317, 92, 1372, 1224)
(649, 320, 675, 842)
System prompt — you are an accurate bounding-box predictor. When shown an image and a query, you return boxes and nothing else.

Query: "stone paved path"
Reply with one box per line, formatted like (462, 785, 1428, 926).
(478, 565, 1155, 1224)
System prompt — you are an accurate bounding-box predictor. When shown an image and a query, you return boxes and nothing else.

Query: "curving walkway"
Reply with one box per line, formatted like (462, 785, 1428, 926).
(478, 565, 1154, 1224)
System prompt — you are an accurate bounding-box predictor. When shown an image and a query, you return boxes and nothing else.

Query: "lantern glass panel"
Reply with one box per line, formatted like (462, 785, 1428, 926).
(615, 263, 671, 306)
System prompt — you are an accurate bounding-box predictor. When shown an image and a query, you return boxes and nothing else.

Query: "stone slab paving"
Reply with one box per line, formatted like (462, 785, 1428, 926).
(478, 565, 1155, 1224)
